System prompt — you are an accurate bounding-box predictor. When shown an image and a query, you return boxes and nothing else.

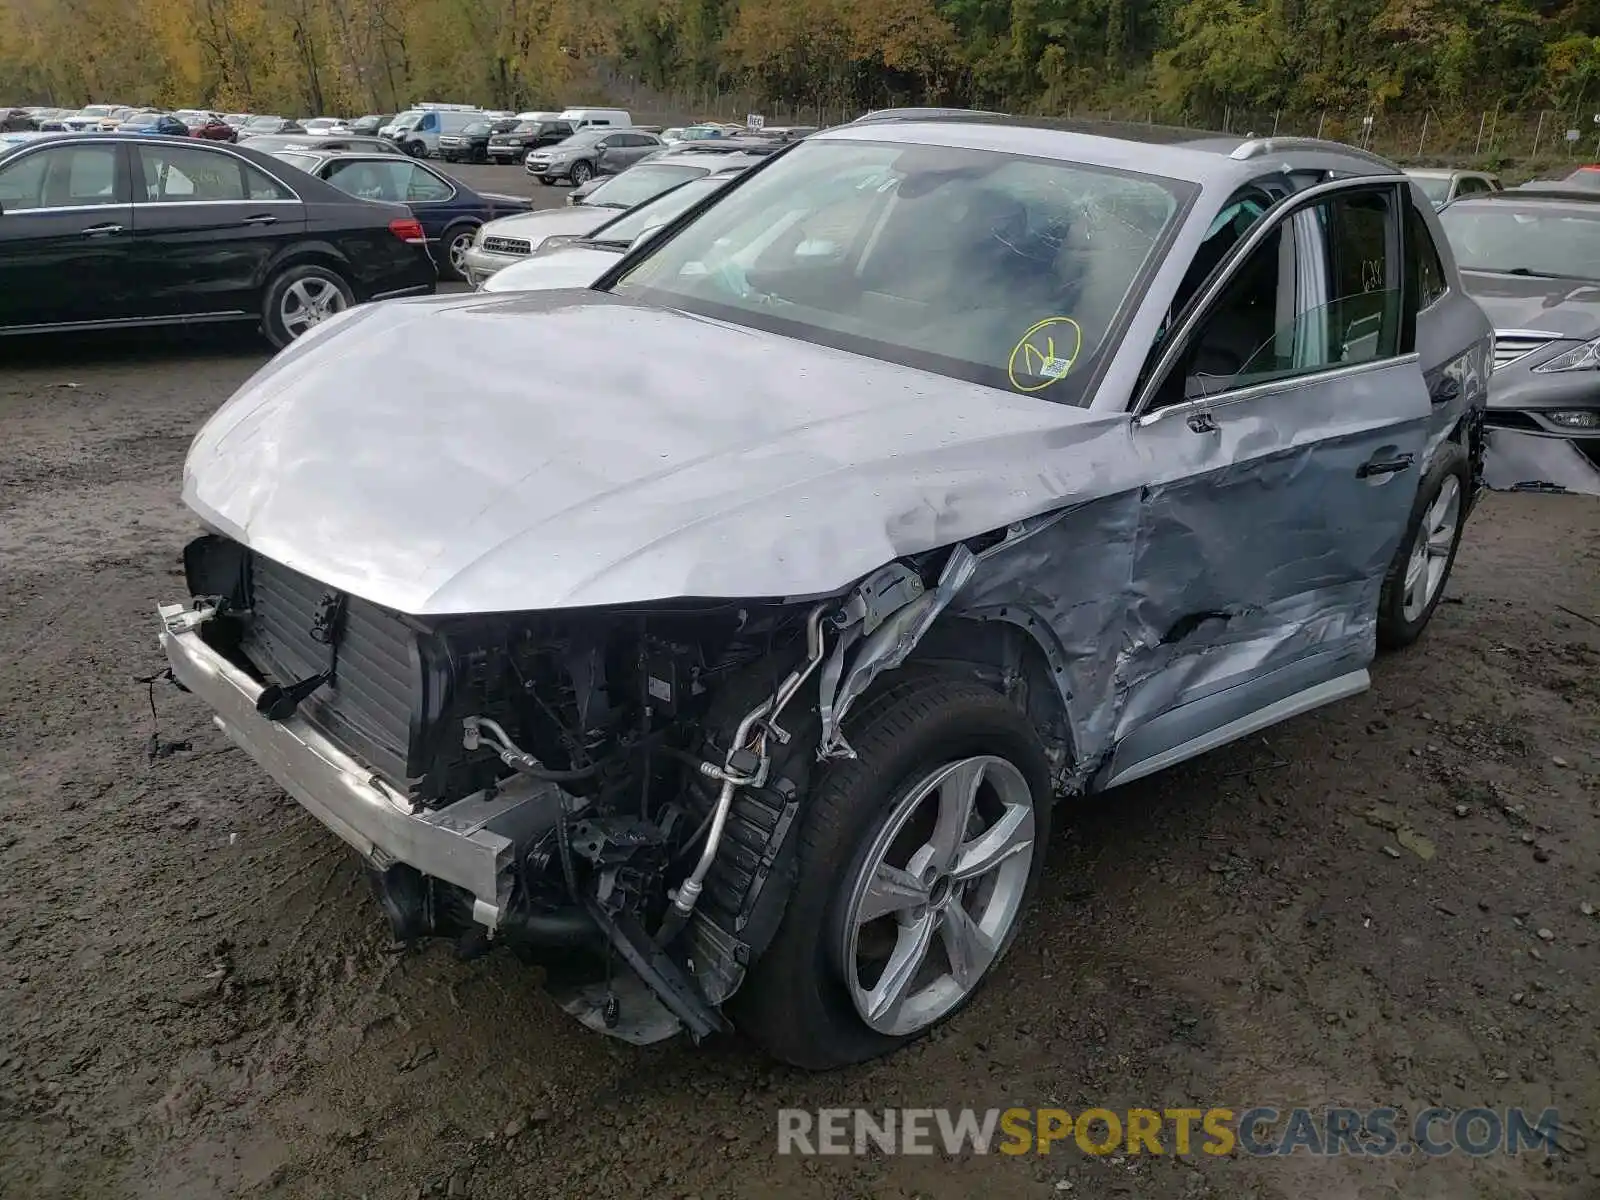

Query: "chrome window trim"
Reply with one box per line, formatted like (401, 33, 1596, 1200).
(0, 201, 129, 215)
(1133, 173, 1415, 417)
(1135, 353, 1421, 427)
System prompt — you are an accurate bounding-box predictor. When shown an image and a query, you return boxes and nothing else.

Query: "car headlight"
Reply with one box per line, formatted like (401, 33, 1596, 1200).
(1533, 337, 1600, 373)
(1547, 409, 1600, 429)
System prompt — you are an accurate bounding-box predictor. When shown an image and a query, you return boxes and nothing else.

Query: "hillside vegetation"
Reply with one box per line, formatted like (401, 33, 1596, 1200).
(2, 0, 1598, 131)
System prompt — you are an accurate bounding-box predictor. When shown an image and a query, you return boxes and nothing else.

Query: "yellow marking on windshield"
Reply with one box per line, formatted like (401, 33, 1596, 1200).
(1007, 317, 1083, 392)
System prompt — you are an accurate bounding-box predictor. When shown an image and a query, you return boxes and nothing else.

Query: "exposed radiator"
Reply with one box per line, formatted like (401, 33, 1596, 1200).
(242, 555, 421, 789)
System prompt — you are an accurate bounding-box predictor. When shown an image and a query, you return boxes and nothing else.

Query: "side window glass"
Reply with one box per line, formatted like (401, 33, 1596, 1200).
(243, 163, 293, 201)
(142, 146, 245, 201)
(0, 150, 52, 210)
(1159, 189, 1400, 406)
(402, 165, 452, 202)
(1404, 200, 1448, 315)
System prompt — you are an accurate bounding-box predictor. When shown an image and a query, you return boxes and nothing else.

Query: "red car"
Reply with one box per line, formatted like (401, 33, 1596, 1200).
(176, 110, 237, 142)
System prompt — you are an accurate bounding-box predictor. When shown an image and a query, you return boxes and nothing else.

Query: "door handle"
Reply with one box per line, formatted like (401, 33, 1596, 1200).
(240, 214, 278, 226)
(1357, 453, 1415, 479)
(1185, 411, 1219, 434)
(79, 222, 124, 237)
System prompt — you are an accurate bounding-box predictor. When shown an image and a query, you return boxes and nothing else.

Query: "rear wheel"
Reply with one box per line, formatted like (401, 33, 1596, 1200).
(441, 224, 478, 283)
(568, 160, 592, 186)
(261, 264, 354, 349)
(1377, 440, 1469, 650)
(732, 676, 1052, 1069)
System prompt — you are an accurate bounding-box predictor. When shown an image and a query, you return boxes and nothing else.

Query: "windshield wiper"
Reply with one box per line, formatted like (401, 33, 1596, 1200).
(1482, 266, 1579, 280)
(575, 236, 630, 250)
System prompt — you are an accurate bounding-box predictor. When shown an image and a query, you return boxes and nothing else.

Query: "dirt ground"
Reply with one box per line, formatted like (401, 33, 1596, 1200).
(0, 332, 1596, 1200)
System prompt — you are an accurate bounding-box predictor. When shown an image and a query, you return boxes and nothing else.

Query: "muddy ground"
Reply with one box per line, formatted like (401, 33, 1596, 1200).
(1, 333, 1596, 1200)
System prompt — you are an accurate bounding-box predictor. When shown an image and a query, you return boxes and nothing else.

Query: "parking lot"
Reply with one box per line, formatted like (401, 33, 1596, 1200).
(0, 288, 1597, 1197)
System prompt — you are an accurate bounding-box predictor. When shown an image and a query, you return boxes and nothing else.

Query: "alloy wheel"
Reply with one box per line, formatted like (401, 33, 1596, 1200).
(280, 278, 348, 339)
(1402, 474, 1461, 621)
(448, 230, 474, 277)
(840, 755, 1036, 1037)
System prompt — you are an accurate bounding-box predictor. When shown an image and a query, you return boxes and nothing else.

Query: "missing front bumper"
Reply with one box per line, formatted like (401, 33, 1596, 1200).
(157, 601, 562, 929)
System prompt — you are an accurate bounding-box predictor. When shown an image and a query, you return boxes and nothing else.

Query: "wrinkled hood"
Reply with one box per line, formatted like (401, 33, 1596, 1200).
(478, 206, 610, 245)
(1459, 270, 1600, 338)
(183, 290, 1121, 615)
(481, 244, 618, 293)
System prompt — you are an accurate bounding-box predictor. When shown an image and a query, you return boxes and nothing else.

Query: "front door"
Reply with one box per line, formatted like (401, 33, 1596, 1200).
(1102, 179, 1432, 785)
(129, 142, 305, 317)
(0, 141, 134, 330)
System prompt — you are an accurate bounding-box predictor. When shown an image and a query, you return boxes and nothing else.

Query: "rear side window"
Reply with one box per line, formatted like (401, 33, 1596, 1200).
(1405, 201, 1448, 311)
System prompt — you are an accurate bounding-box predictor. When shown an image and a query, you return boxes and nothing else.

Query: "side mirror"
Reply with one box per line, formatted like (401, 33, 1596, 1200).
(595, 140, 611, 152)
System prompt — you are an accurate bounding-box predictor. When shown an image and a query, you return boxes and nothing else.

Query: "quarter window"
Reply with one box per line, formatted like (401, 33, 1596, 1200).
(1405, 200, 1448, 311)
(1154, 188, 1400, 406)
(0, 145, 119, 210)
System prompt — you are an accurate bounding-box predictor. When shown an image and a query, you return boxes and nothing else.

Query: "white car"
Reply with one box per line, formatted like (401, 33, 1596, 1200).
(481, 169, 744, 294)
(461, 159, 741, 284)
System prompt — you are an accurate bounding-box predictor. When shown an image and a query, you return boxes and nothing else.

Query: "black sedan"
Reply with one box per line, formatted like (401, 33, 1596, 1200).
(0, 134, 436, 348)
(268, 149, 530, 280)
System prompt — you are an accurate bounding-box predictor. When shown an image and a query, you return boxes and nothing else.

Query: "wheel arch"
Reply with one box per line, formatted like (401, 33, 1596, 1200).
(256, 241, 353, 292)
(903, 611, 1078, 794)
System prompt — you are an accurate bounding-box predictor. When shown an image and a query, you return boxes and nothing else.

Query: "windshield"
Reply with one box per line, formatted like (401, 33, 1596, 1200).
(588, 174, 734, 245)
(1440, 203, 1600, 279)
(554, 129, 608, 149)
(584, 163, 709, 208)
(613, 139, 1189, 405)
(81, 105, 116, 117)
(1407, 174, 1451, 204)
(246, 116, 280, 128)
(390, 111, 423, 130)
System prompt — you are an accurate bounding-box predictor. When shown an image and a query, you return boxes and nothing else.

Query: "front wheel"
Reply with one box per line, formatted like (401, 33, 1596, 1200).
(441, 224, 477, 282)
(1377, 439, 1470, 650)
(261, 264, 354, 349)
(403, 140, 425, 158)
(732, 676, 1052, 1069)
(568, 160, 592, 186)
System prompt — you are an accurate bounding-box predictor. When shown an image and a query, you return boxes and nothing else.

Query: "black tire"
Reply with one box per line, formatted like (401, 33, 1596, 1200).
(1377, 439, 1470, 651)
(440, 223, 478, 283)
(568, 159, 592, 186)
(404, 140, 425, 158)
(260, 264, 355, 350)
(537, 176, 554, 186)
(732, 675, 1053, 1069)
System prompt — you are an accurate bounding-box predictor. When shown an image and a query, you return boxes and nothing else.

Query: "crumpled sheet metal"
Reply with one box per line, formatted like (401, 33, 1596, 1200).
(818, 377, 1425, 788)
(818, 545, 979, 758)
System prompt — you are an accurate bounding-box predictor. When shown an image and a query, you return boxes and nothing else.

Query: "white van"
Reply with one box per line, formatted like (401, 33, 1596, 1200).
(384, 108, 485, 158)
(557, 108, 632, 130)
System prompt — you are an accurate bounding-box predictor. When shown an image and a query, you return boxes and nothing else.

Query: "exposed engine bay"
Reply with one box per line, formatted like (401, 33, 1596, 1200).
(175, 532, 1002, 1042)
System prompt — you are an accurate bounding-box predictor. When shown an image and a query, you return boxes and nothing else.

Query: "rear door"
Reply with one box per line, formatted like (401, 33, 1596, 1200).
(129, 142, 306, 318)
(1101, 178, 1432, 785)
(320, 157, 457, 244)
(0, 141, 135, 329)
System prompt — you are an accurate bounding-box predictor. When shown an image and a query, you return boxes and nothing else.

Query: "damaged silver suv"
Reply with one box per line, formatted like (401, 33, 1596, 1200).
(159, 117, 1491, 1068)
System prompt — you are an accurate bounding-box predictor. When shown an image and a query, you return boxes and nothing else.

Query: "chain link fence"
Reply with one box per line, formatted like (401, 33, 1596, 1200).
(594, 69, 1595, 180)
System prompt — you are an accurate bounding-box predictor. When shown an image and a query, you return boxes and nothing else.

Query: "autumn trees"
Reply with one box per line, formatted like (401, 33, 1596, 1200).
(0, 0, 1597, 123)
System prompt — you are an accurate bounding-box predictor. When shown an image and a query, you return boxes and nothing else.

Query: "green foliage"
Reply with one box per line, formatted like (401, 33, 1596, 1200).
(0, 0, 1594, 119)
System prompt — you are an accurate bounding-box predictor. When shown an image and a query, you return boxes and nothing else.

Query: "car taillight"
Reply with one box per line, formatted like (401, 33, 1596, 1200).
(388, 218, 425, 243)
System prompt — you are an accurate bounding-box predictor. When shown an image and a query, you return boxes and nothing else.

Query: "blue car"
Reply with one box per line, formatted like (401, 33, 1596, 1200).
(266, 149, 530, 280)
(118, 113, 191, 137)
